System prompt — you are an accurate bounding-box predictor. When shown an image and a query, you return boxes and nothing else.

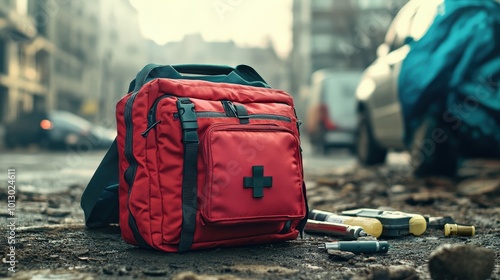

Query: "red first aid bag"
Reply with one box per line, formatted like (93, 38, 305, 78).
(81, 64, 308, 252)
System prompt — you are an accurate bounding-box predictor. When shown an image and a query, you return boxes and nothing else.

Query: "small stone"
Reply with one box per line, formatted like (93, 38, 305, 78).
(428, 244, 495, 280)
(362, 182, 382, 193)
(327, 249, 356, 261)
(316, 177, 339, 187)
(387, 265, 419, 280)
(457, 179, 500, 196)
(103, 267, 114, 275)
(48, 199, 60, 208)
(143, 268, 168, 277)
(74, 249, 89, 256)
(390, 185, 406, 194)
(45, 208, 71, 217)
(368, 265, 418, 280)
(118, 266, 130, 276)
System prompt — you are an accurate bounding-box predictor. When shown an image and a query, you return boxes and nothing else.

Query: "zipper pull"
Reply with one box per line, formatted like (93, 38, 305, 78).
(141, 120, 161, 137)
(222, 100, 238, 117)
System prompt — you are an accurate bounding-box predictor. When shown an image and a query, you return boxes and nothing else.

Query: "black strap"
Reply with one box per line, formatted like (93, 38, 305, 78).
(298, 181, 309, 238)
(234, 104, 249, 124)
(176, 98, 199, 252)
(80, 139, 120, 228)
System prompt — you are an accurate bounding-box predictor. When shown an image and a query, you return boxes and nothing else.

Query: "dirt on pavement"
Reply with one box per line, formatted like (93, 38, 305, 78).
(1, 159, 499, 280)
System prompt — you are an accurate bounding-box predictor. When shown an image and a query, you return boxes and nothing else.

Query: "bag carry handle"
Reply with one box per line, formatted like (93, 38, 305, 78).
(128, 64, 269, 93)
(173, 64, 235, 75)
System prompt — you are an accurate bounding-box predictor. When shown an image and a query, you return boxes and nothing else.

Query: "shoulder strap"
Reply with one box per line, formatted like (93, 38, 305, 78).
(80, 139, 120, 228)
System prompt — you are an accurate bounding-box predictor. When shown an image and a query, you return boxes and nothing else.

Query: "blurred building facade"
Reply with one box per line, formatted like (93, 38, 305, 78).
(97, 0, 148, 125)
(0, 0, 148, 133)
(0, 0, 52, 124)
(290, 0, 407, 96)
(0, 0, 289, 149)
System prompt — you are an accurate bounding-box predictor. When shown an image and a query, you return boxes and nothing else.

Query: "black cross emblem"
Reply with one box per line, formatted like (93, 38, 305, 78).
(244, 166, 272, 198)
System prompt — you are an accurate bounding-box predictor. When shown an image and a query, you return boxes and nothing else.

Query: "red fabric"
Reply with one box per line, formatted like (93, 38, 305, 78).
(116, 78, 306, 252)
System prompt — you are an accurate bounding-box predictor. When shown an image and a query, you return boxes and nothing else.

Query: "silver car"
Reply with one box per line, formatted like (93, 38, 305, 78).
(355, 1, 443, 167)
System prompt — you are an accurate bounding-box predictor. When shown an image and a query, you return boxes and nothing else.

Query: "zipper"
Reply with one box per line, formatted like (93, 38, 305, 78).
(123, 90, 153, 249)
(249, 114, 291, 122)
(124, 93, 139, 189)
(141, 95, 174, 137)
(172, 112, 292, 122)
(173, 111, 228, 119)
(143, 97, 293, 137)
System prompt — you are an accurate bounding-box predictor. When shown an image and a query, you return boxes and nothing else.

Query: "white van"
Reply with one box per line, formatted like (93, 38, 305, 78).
(305, 69, 363, 154)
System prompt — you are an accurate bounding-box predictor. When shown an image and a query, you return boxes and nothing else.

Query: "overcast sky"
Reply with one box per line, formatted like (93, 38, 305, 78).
(130, 0, 293, 58)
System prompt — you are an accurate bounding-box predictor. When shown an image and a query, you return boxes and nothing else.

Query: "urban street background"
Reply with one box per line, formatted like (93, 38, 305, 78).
(1, 0, 499, 279)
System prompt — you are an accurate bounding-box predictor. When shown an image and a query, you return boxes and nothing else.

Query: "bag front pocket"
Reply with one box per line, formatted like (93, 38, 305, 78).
(201, 124, 305, 226)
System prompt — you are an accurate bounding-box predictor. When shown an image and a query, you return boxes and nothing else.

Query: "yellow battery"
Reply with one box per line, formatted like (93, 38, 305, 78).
(444, 224, 475, 237)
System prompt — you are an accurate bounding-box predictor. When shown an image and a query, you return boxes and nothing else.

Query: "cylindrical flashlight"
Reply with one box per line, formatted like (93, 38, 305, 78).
(305, 219, 368, 239)
(309, 209, 383, 237)
(318, 241, 390, 254)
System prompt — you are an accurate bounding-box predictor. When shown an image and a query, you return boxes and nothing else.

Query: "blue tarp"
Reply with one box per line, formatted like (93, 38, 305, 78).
(398, 0, 500, 150)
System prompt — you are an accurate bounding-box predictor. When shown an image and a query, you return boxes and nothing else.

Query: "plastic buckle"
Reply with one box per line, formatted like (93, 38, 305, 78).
(176, 99, 199, 144)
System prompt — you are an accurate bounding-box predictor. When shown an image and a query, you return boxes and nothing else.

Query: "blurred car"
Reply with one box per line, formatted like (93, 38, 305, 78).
(355, 0, 500, 177)
(306, 69, 363, 154)
(355, 1, 443, 165)
(4, 110, 115, 150)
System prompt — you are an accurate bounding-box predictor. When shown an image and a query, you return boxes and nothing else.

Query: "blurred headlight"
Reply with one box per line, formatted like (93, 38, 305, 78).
(40, 119, 53, 130)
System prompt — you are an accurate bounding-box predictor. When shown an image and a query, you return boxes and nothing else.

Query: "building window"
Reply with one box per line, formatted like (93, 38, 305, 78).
(312, 34, 334, 53)
(312, 17, 332, 32)
(358, 0, 387, 9)
(312, 0, 333, 10)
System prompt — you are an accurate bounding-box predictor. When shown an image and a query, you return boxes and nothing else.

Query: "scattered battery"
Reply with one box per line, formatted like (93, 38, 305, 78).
(341, 208, 427, 237)
(444, 224, 475, 237)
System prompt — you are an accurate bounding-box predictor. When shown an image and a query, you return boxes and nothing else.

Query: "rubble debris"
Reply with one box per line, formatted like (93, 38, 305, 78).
(316, 176, 340, 187)
(327, 249, 356, 261)
(117, 266, 130, 276)
(405, 191, 455, 206)
(45, 207, 71, 217)
(102, 266, 114, 275)
(222, 265, 298, 275)
(389, 185, 407, 194)
(172, 271, 244, 280)
(457, 179, 500, 196)
(366, 265, 419, 280)
(17, 224, 86, 232)
(424, 177, 455, 189)
(142, 268, 168, 276)
(9, 269, 94, 280)
(428, 244, 495, 280)
(73, 249, 90, 256)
